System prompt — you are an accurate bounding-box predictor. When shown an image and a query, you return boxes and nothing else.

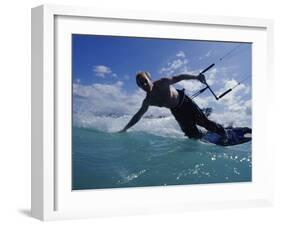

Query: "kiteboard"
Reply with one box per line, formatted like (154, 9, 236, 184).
(201, 127, 252, 146)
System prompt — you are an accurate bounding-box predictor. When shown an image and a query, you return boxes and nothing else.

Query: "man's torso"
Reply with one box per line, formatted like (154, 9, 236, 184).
(147, 79, 180, 108)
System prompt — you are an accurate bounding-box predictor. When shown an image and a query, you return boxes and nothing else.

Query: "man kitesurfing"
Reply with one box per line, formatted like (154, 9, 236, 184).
(119, 71, 229, 140)
(118, 43, 252, 146)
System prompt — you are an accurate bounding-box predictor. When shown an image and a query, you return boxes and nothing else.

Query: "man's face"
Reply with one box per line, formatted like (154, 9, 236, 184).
(137, 73, 153, 92)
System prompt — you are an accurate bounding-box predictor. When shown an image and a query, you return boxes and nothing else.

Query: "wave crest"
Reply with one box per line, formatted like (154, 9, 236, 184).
(73, 113, 185, 139)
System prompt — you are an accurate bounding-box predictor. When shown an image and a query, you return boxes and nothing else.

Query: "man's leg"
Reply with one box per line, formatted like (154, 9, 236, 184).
(197, 115, 226, 137)
(178, 122, 203, 139)
(171, 105, 203, 139)
(188, 99, 226, 137)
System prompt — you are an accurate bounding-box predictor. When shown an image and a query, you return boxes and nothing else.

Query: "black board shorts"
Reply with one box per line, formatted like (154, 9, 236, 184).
(170, 89, 226, 139)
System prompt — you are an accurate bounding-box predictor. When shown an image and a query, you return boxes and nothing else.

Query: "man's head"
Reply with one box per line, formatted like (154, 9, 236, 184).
(136, 72, 153, 92)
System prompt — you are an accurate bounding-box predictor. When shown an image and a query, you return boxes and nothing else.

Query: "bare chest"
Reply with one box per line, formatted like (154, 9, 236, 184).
(149, 86, 179, 108)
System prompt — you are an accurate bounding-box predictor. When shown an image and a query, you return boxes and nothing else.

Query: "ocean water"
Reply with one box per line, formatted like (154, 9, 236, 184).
(72, 116, 252, 190)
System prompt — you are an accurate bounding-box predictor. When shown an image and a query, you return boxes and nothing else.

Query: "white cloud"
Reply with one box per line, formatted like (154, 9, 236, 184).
(93, 65, 112, 77)
(176, 80, 203, 93)
(159, 51, 189, 76)
(206, 68, 217, 86)
(176, 51, 186, 58)
(159, 58, 188, 76)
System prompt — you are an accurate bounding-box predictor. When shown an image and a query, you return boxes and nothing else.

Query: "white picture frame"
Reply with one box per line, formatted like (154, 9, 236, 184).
(31, 4, 274, 221)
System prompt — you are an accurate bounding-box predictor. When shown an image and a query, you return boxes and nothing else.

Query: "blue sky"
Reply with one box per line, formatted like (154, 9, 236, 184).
(72, 34, 252, 128)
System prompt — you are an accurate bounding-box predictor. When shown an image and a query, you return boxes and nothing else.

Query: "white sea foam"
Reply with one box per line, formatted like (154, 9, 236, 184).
(73, 112, 185, 139)
(117, 169, 147, 185)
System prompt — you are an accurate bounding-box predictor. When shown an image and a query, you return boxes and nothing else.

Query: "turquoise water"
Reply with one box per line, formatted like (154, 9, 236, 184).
(72, 126, 251, 190)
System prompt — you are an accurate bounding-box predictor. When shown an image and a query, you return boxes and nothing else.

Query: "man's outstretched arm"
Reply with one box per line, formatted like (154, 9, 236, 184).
(161, 73, 206, 85)
(118, 98, 149, 133)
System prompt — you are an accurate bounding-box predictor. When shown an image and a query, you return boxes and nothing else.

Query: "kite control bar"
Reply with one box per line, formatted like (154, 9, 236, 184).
(217, 77, 249, 99)
(191, 63, 249, 101)
(191, 63, 219, 100)
(190, 44, 249, 101)
(217, 88, 232, 99)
